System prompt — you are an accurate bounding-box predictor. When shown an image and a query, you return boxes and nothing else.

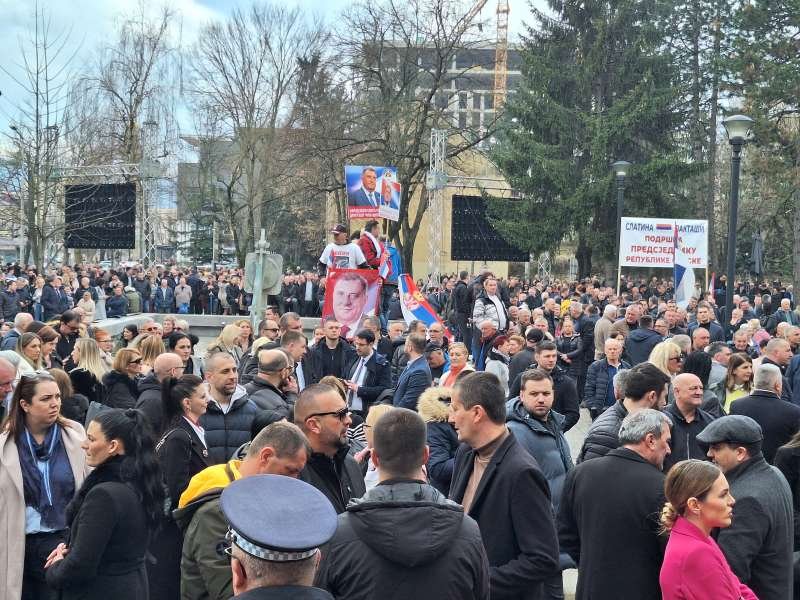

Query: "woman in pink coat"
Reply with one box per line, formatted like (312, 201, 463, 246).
(660, 459, 758, 600)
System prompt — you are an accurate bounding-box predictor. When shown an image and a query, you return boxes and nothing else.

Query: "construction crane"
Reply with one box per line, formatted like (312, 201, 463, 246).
(493, 0, 510, 109)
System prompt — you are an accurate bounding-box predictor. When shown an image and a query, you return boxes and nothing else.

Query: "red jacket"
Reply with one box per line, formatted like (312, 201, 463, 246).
(660, 516, 757, 600)
(357, 233, 384, 270)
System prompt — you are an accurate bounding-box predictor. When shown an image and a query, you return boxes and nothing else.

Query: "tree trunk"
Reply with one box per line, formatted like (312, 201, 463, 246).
(706, 10, 723, 269)
(793, 178, 800, 291)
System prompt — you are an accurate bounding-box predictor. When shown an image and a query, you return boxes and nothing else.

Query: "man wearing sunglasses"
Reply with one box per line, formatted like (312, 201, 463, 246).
(55, 310, 81, 363)
(295, 383, 366, 513)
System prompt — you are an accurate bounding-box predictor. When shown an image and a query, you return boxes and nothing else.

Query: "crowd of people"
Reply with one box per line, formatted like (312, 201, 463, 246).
(1, 258, 800, 600)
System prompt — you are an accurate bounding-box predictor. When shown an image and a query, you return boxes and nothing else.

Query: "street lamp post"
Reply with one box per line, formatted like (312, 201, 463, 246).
(612, 160, 631, 295)
(722, 114, 754, 328)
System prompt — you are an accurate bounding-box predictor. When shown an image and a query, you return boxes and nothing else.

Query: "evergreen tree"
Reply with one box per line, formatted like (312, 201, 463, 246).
(488, 0, 698, 277)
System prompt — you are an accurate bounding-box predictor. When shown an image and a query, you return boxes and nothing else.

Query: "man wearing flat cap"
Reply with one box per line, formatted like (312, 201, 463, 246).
(697, 415, 794, 600)
(221, 474, 337, 599)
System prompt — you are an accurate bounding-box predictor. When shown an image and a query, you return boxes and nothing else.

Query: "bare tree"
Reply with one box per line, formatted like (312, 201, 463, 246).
(0, 6, 81, 268)
(187, 3, 327, 265)
(314, 0, 499, 268)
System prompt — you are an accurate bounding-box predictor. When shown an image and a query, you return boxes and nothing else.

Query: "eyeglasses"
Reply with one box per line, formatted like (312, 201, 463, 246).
(305, 407, 350, 421)
(130, 358, 143, 364)
(669, 353, 686, 362)
(264, 328, 279, 333)
(20, 371, 55, 383)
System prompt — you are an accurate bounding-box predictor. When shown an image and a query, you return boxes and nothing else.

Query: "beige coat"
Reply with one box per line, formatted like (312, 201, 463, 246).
(0, 420, 88, 600)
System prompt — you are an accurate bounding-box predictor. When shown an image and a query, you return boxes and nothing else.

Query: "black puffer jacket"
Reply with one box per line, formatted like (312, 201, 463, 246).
(102, 370, 140, 409)
(577, 401, 628, 462)
(200, 387, 258, 464)
(317, 480, 489, 600)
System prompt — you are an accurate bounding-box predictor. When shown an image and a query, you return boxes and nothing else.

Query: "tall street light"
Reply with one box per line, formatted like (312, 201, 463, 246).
(612, 160, 631, 295)
(722, 114, 754, 327)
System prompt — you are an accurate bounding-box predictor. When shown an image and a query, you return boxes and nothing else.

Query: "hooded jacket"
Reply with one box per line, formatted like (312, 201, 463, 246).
(417, 387, 459, 495)
(244, 376, 296, 415)
(200, 386, 257, 464)
(505, 399, 573, 512)
(317, 480, 489, 600)
(174, 460, 241, 600)
(624, 328, 663, 366)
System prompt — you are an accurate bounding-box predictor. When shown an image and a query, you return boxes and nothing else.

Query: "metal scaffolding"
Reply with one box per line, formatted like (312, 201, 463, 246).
(48, 123, 163, 266)
(426, 129, 448, 284)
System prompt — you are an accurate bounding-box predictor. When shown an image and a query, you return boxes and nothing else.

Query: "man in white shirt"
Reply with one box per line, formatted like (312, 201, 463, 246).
(318, 224, 368, 273)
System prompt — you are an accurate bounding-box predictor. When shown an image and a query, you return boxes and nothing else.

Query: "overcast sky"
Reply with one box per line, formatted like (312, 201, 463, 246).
(0, 0, 543, 136)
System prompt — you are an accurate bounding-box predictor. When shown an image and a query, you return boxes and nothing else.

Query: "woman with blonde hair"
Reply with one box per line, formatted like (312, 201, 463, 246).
(659, 460, 756, 599)
(417, 385, 458, 495)
(204, 323, 243, 363)
(233, 319, 254, 354)
(68, 338, 109, 406)
(440, 342, 473, 387)
(76, 291, 95, 324)
(648, 341, 684, 378)
(101, 348, 142, 409)
(137, 335, 165, 377)
(360, 404, 395, 490)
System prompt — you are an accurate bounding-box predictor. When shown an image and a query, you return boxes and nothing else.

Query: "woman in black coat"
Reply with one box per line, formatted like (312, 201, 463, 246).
(150, 374, 211, 600)
(417, 386, 459, 495)
(102, 348, 142, 409)
(45, 408, 165, 600)
(555, 317, 583, 380)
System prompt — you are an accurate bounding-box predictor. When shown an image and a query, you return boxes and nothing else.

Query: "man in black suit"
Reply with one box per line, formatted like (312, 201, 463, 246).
(349, 167, 382, 207)
(345, 329, 391, 417)
(449, 371, 559, 600)
(730, 363, 800, 463)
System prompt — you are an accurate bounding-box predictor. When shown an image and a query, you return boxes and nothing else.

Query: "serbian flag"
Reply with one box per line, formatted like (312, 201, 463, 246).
(673, 223, 696, 310)
(379, 252, 391, 279)
(398, 274, 452, 339)
(708, 272, 715, 294)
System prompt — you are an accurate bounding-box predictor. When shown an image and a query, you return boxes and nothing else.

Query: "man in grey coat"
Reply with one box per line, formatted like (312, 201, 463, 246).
(697, 415, 794, 600)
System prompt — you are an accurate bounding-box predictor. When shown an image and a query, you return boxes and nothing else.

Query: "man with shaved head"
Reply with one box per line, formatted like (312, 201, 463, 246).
(244, 348, 297, 415)
(201, 352, 257, 464)
(135, 352, 186, 433)
(662, 372, 716, 471)
(295, 383, 366, 513)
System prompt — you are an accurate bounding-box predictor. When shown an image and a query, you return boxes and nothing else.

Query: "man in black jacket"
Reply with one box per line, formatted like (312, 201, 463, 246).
(450, 270, 471, 343)
(508, 341, 580, 432)
(318, 408, 489, 600)
(343, 329, 391, 417)
(508, 328, 544, 389)
(624, 315, 663, 366)
(662, 373, 716, 471)
(559, 409, 671, 600)
(135, 353, 185, 434)
(310, 318, 357, 380)
(730, 363, 800, 463)
(295, 383, 366, 513)
(449, 371, 559, 600)
(578, 362, 670, 462)
(245, 349, 297, 416)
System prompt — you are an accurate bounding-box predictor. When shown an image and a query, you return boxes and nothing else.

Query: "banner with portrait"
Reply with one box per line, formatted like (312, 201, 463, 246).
(322, 268, 383, 338)
(345, 165, 401, 222)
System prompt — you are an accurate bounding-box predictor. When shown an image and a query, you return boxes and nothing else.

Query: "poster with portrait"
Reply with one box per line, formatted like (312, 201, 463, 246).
(322, 268, 383, 338)
(345, 165, 401, 222)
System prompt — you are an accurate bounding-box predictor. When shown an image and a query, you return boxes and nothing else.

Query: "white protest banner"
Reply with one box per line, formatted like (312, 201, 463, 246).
(619, 217, 708, 269)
